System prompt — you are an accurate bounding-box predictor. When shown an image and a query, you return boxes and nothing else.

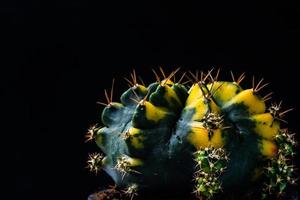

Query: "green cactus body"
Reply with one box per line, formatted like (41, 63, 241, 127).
(87, 70, 297, 199)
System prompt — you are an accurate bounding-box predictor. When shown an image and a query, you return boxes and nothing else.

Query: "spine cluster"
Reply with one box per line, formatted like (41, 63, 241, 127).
(194, 147, 229, 199)
(262, 129, 298, 198)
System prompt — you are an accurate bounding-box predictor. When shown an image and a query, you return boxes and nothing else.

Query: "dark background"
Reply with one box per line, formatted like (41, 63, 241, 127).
(7, 0, 299, 199)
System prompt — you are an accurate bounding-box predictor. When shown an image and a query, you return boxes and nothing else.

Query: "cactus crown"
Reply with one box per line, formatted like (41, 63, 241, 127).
(86, 68, 297, 199)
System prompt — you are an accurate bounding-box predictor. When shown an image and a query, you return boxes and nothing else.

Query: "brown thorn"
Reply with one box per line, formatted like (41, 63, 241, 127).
(203, 69, 214, 82)
(222, 126, 232, 130)
(264, 97, 272, 102)
(96, 101, 108, 106)
(152, 69, 161, 83)
(159, 67, 166, 79)
(274, 116, 288, 124)
(237, 72, 246, 84)
(255, 78, 264, 91)
(104, 89, 110, 104)
(278, 100, 283, 108)
(110, 78, 115, 103)
(124, 77, 133, 87)
(214, 68, 221, 81)
(132, 69, 137, 85)
(130, 71, 136, 86)
(200, 71, 204, 82)
(208, 71, 214, 82)
(178, 72, 187, 84)
(185, 74, 194, 84)
(198, 82, 209, 99)
(230, 71, 235, 82)
(263, 92, 273, 101)
(172, 67, 181, 82)
(279, 108, 294, 117)
(138, 76, 145, 86)
(188, 71, 198, 83)
(252, 76, 255, 91)
(164, 67, 180, 85)
(256, 83, 269, 92)
(139, 89, 151, 105)
(182, 80, 192, 85)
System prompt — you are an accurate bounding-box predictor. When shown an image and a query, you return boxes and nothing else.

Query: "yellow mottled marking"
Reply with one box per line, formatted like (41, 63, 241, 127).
(161, 78, 174, 85)
(126, 156, 143, 166)
(252, 113, 280, 139)
(144, 101, 167, 122)
(186, 84, 203, 106)
(136, 84, 148, 94)
(209, 100, 221, 113)
(223, 89, 266, 114)
(102, 156, 108, 165)
(187, 97, 208, 121)
(208, 82, 240, 105)
(187, 122, 224, 149)
(163, 85, 182, 106)
(131, 137, 145, 149)
(259, 139, 278, 158)
(95, 127, 105, 145)
(128, 127, 145, 149)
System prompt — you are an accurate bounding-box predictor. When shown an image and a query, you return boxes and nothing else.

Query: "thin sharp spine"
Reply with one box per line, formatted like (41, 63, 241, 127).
(255, 78, 264, 91)
(159, 66, 166, 79)
(214, 68, 221, 81)
(152, 69, 161, 83)
(263, 92, 273, 101)
(110, 78, 115, 103)
(230, 70, 235, 82)
(178, 72, 187, 84)
(104, 89, 110, 104)
(237, 72, 245, 84)
(279, 108, 294, 117)
(138, 76, 145, 86)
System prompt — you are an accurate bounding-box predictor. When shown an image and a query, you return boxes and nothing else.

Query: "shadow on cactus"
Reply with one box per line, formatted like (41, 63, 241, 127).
(85, 68, 298, 199)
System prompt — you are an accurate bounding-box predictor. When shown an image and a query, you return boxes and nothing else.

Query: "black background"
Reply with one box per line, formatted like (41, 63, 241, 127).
(8, 0, 300, 199)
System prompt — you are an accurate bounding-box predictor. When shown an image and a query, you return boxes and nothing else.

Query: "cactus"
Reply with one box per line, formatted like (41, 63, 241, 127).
(86, 68, 297, 199)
